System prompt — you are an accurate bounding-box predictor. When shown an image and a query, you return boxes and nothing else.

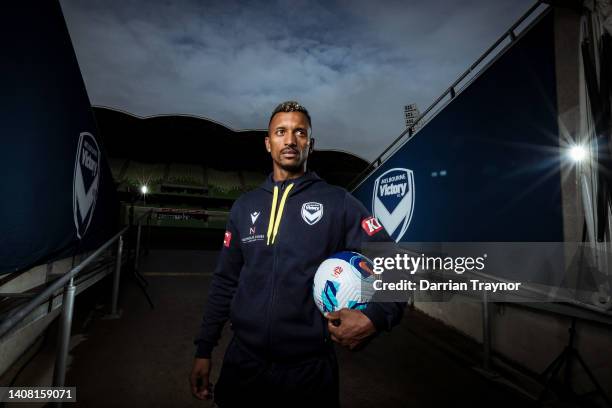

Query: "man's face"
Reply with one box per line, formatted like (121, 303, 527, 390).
(266, 111, 313, 174)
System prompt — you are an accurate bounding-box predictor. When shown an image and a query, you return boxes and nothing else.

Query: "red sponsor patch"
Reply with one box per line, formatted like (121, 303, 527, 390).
(223, 231, 232, 247)
(361, 216, 383, 236)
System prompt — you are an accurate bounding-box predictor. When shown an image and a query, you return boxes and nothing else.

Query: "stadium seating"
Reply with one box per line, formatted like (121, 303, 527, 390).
(208, 168, 242, 198)
(166, 163, 205, 186)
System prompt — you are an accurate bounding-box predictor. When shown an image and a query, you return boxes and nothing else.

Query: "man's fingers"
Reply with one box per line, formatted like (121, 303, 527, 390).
(324, 311, 341, 320)
(192, 378, 205, 400)
(189, 372, 199, 396)
(337, 337, 350, 347)
(192, 384, 204, 400)
(193, 379, 211, 400)
(331, 318, 341, 326)
(330, 332, 352, 347)
(196, 386, 211, 400)
(328, 320, 342, 335)
(190, 358, 212, 400)
(204, 382, 214, 399)
(190, 370, 210, 400)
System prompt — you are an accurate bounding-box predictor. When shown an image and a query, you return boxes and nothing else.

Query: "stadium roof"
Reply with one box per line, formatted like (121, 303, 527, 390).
(93, 106, 368, 187)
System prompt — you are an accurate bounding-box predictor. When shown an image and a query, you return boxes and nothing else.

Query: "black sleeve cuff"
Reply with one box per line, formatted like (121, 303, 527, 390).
(363, 301, 406, 333)
(194, 340, 215, 359)
(362, 303, 388, 333)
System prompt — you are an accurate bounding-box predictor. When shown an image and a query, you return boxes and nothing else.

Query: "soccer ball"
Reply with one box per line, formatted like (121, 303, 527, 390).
(312, 251, 376, 314)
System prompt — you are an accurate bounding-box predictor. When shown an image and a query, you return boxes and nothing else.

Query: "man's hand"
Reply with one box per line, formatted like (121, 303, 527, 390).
(190, 358, 213, 400)
(325, 309, 377, 350)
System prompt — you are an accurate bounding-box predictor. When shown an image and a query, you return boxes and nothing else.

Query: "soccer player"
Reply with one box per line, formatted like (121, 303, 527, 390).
(190, 101, 405, 407)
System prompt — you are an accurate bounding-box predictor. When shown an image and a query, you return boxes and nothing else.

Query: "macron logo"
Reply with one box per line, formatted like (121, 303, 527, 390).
(250, 212, 260, 224)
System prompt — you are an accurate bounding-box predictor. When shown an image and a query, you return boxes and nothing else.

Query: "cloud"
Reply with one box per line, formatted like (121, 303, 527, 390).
(60, 0, 535, 161)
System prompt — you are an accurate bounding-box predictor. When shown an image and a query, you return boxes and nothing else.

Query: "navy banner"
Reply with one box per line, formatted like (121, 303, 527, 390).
(0, 1, 119, 274)
(353, 10, 563, 243)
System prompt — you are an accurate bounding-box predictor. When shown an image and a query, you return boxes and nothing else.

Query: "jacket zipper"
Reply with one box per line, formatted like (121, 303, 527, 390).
(266, 180, 286, 357)
(267, 235, 279, 357)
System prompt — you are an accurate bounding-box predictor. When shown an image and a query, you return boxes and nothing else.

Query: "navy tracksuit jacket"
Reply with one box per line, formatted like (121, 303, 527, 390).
(194, 170, 405, 362)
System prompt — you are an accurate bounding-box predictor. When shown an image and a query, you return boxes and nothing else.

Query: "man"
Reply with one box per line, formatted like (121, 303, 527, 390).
(190, 101, 404, 407)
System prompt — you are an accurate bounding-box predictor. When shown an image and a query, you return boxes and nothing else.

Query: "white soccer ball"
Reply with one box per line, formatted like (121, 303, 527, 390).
(313, 251, 376, 314)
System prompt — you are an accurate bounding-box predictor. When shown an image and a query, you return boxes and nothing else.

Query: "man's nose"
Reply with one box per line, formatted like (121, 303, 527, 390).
(284, 132, 297, 146)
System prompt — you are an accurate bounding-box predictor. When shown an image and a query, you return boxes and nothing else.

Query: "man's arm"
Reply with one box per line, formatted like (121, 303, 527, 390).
(193, 209, 244, 358)
(191, 206, 243, 399)
(326, 192, 405, 346)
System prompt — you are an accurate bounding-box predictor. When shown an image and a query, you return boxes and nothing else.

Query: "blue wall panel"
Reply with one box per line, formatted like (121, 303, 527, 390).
(353, 11, 563, 243)
(0, 1, 119, 274)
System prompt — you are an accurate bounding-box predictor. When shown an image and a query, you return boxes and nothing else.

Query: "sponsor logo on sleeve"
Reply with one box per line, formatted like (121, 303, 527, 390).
(361, 216, 383, 236)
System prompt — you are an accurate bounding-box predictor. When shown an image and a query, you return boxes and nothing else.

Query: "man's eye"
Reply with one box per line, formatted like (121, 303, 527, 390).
(276, 129, 285, 135)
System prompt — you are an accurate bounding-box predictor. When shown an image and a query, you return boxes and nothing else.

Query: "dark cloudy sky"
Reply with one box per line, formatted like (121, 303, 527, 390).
(59, 0, 539, 161)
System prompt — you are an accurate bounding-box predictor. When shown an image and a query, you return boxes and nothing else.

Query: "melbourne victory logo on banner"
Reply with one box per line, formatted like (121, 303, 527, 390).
(73, 132, 101, 239)
(372, 168, 415, 242)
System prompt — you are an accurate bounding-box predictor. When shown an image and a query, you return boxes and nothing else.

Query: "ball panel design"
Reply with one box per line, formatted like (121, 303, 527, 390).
(313, 251, 376, 314)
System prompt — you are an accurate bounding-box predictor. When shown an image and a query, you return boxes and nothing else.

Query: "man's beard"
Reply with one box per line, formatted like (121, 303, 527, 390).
(276, 156, 306, 173)
(279, 161, 304, 173)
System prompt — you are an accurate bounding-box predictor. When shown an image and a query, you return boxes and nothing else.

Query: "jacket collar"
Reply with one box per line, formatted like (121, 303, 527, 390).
(261, 170, 322, 195)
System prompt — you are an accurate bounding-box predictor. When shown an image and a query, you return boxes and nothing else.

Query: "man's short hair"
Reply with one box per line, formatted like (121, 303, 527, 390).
(268, 101, 312, 129)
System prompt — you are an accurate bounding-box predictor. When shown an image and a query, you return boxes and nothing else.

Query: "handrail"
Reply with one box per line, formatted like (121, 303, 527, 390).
(348, 0, 546, 191)
(0, 209, 152, 339)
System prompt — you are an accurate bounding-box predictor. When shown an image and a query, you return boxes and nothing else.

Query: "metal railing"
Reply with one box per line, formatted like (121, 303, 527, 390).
(0, 209, 153, 389)
(348, 0, 546, 191)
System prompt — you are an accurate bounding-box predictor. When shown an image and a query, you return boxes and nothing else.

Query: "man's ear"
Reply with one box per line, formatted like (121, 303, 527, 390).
(309, 137, 315, 154)
(265, 136, 271, 153)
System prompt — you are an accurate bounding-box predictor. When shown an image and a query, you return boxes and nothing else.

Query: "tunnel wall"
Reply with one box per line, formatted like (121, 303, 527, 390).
(352, 9, 563, 244)
(0, 1, 119, 275)
(353, 5, 612, 399)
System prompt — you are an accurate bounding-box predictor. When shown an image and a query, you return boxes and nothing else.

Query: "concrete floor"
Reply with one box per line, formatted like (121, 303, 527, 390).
(7, 249, 550, 407)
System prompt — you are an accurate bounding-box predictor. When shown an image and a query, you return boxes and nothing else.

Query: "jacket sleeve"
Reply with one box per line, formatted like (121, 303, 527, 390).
(193, 205, 243, 358)
(342, 192, 406, 334)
